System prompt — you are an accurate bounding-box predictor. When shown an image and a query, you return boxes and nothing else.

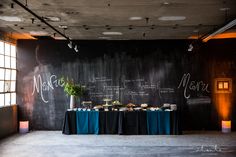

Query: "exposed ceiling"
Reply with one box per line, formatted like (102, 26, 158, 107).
(0, 0, 236, 40)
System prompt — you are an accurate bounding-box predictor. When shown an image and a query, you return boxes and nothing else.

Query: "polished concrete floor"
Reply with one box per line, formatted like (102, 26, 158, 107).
(0, 131, 236, 157)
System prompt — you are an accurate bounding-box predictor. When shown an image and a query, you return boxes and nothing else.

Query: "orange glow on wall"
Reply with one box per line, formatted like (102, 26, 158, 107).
(189, 32, 236, 41)
(213, 78, 232, 120)
(7, 33, 36, 40)
(215, 94, 231, 120)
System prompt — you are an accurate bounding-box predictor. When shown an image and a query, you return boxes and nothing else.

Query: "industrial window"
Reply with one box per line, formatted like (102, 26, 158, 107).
(0, 40, 16, 107)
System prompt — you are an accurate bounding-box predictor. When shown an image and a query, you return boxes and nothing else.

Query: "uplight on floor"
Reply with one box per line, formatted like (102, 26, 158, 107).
(222, 120, 231, 133)
(19, 121, 29, 134)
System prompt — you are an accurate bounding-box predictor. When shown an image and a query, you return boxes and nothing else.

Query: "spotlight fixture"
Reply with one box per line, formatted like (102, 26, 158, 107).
(74, 45, 79, 52)
(187, 44, 193, 52)
(67, 41, 73, 49)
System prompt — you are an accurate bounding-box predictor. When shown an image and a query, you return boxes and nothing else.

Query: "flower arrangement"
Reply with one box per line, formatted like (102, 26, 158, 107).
(60, 77, 84, 97)
(112, 100, 121, 106)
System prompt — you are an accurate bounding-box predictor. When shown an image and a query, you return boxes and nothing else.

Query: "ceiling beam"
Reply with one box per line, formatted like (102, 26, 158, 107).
(12, 0, 70, 41)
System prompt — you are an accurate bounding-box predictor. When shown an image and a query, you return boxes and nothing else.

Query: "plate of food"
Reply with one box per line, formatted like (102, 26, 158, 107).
(133, 107, 142, 111)
(141, 103, 148, 108)
(119, 107, 128, 111)
(103, 104, 112, 107)
(127, 103, 136, 108)
(93, 105, 103, 109)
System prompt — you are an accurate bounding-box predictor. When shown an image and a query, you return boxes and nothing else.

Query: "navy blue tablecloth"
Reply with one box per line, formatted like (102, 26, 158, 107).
(118, 111, 147, 135)
(99, 111, 120, 134)
(62, 111, 77, 135)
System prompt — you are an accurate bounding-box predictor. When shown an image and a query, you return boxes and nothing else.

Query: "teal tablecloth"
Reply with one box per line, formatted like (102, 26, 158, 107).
(146, 111, 171, 135)
(76, 111, 99, 134)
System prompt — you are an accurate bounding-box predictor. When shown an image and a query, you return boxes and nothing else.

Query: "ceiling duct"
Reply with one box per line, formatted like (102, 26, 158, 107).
(202, 19, 236, 42)
(12, 0, 70, 41)
(12, 0, 79, 53)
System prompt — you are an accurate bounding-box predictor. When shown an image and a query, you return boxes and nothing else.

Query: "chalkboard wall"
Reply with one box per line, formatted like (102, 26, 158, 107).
(16, 39, 236, 130)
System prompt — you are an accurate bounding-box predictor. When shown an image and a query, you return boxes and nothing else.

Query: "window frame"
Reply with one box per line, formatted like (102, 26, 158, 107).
(0, 40, 17, 107)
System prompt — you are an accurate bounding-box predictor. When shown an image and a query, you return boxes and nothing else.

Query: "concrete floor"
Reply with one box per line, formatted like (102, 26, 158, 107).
(0, 131, 236, 157)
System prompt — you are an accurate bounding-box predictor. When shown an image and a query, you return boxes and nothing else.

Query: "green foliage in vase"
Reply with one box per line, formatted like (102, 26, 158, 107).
(60, 77, 84, 97)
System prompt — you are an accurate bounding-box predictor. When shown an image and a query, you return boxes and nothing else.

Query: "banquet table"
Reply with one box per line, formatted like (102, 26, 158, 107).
(62, 110, 181, 135)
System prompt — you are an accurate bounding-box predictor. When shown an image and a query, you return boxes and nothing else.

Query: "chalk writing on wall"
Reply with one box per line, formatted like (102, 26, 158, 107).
(178, 73, 210, 99)
(86, 76, 175, 99)
(32, 73, 210, 103)
(32, 74, 64, 103)
(187, 97, 211, 105)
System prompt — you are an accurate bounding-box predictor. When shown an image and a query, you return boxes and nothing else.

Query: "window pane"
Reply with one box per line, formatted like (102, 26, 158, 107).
(0, 94, 4, 107)
(0, 55, 4, 67)
(5, 81, 10, 92)
(11, 45, 16, 57)
(11, 57, 16, 69)
(11, 93, 16, 105)
(0, 81, 4, 92)
(5, 43, 10, 56)
(5, 56, 10, 68)
(10, 81, 16, 92)
(0, 68, 4, 80)
(0, 42, 4, 54)
(0, 42, 17, 107)
(5, 69, 11, 80)
(11, 70, 16, 80)
(5, 93, 11, 106)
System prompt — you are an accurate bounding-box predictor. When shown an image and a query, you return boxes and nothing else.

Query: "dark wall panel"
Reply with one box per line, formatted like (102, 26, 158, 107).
(16, 39, 236, 130)
(0, 105, 18, 139)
